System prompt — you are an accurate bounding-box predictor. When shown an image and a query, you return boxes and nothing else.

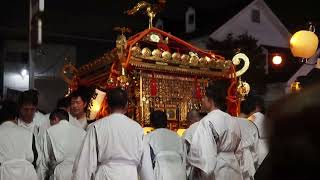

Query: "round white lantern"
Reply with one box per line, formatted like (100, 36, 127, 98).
(290, 30, 319, 59)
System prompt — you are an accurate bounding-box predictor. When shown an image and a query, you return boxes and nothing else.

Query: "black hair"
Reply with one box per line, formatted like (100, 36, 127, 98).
(49, 109, 69, 121)
(107, 87, 128, 110)
(241, 95, 265, 115)
(70, 86, 91, 103)
(205, 79, 229, 111)
(56, 96, 71, 109)
(18, 90, 38, 107)
(0, 100, 19, 124)
(150, 110, 167, 129)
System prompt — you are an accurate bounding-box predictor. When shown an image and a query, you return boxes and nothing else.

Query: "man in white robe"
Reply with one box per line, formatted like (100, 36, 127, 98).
(69, 90, 89, 130)
(188, 80, 242, 180)
(183, 109, 201, 146)
(17, 90, 42, 135)
(0, 100, 38, 180)
(146, 110, 186, 180)
(37, 96, 73, 152)
(241, 95, 268, 167)
(37, 109, 86, 180)
(72, 87, 155, 180)
(182, 109, 201, 180)
(235, 117, 259, 180)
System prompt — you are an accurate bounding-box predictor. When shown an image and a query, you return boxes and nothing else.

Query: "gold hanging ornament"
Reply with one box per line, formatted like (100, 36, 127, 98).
(232, 53, 251, 100)
(126, 0, 166, 28)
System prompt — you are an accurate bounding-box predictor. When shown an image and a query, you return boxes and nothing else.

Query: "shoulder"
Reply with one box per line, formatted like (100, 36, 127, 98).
(93, 114, 142, 131)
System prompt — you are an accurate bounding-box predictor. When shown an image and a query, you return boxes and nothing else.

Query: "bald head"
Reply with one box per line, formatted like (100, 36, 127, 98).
(187, 109, 201, 125)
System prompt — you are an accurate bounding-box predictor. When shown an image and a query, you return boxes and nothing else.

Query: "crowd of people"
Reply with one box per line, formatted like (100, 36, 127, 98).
(0, 78, 319, 180)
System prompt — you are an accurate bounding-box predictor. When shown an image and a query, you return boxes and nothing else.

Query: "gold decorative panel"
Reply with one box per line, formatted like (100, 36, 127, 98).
(139, 72, 207, 128)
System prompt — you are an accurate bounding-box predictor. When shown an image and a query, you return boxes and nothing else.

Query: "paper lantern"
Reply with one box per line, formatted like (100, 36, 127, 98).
(87, 89, 107, 120)
(290, 30, 319, 59)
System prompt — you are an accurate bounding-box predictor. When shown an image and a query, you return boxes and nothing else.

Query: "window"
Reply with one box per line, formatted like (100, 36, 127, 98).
(188, 14, 195, 25)
(251, 9, 260, 23)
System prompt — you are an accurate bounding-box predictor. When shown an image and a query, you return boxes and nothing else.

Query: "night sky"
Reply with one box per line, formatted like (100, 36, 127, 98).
(1, 0, 319, 63)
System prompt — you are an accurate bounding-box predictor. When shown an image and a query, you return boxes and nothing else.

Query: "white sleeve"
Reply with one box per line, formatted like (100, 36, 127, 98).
(72, 126, 98, 180)
(188, 120, 218, 175)
(36, 131, 52, 180)
(138, 135, 155, 180)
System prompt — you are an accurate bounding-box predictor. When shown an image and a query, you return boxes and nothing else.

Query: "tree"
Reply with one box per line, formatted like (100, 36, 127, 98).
(207, 33, 267, 95)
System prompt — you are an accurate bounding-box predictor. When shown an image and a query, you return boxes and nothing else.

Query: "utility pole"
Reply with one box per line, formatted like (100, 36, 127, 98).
(29, 0, 44, 89)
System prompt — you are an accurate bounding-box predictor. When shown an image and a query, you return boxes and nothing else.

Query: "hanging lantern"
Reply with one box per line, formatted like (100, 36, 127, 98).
(290, 28, 319, 59)
(150, 73, 158, 96)
(195, 78, 202, 100)
(87, 89, 107, 120)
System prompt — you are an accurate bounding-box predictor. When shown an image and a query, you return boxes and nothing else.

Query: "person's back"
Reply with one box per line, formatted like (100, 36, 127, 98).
(147, 128, 186, 180)
(46, 120, 86, 180)
(235, 117, 259, 180)
(195, 110, 241, 174)
(72, 87, 154, 180)
(0, 121, 37, 180)
(242, 95, 268, 167)
(95, 113, 144, 167)
(249, 112, 268, 167)
(188, 80, 242, 180)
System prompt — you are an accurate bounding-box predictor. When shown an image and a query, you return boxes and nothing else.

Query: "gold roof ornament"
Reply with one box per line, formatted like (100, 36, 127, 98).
(232, 52, 251, 101)
(126, 0, 166, 28)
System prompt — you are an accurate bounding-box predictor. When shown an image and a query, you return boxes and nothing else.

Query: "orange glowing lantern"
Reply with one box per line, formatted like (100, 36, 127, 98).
(290, 29, 318, 59)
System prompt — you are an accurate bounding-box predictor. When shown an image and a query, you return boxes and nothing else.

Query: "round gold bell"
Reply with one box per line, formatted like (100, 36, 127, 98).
(162, 51, 172, 60)
(199, 57, 207, 66)
(189, 55, 199, 66)
(172, 52, 181, 61)
(181, 54, 190, 63)
(131, 46, 141, 56)
(141, 47, 152, 57)
(152, 49, 162, 58)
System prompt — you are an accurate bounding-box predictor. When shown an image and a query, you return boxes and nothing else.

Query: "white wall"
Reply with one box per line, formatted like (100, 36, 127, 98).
(3, 40, 77, 112)
(210, 0, 290, 48)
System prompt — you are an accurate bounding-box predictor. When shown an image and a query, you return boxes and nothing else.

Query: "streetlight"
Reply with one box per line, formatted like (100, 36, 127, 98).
(272, 55, 282, 65)
(21, 68, 28, 78)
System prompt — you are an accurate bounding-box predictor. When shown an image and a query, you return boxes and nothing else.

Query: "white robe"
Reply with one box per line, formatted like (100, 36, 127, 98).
(249, 112, 268, 167)
(18, 115, 45, 168)
(17, 118, 40, 135)
(146, 128, 186, 180)
(38, 120, 86, 180)
(69, 115, 88, 130)
(183, 122, 200, 147)
(72, 113, 155, 180)
(34, 111, 48, 127)
(235, 118, 259, 180)
(188, 109, 242, 180)
(182, 122, 201, 179)
(0, 121, 38, 180)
